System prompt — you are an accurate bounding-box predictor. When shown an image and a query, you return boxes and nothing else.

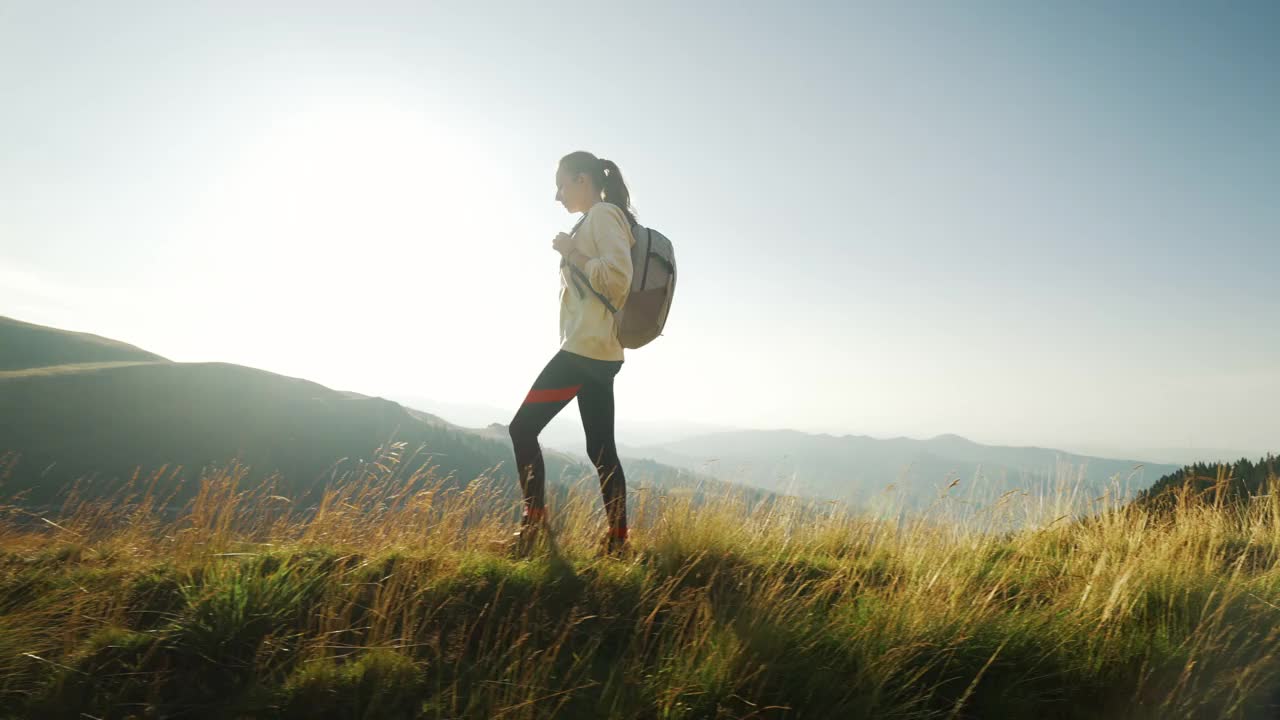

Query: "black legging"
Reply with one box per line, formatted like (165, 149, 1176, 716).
(508, 350, 627, 534)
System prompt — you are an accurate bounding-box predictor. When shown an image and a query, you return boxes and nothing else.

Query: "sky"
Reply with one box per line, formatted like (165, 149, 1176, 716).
(2, 1, 1277, 461)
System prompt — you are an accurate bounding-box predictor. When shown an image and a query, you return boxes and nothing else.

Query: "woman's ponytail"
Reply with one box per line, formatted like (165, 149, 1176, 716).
(598, 158, 636, 227)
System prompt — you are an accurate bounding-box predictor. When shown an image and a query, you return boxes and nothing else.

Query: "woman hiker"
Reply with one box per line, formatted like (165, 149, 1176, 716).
(502, 151, 637, 558)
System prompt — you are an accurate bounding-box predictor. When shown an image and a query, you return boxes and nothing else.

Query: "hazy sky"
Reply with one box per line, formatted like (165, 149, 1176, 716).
(3, 1, 1277, 458)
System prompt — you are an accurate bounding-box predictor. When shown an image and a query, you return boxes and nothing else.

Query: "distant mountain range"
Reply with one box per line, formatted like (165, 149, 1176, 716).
(0, 317, 696, 511)
(2, 315, 1196, 517)
(615, 430, 1182, 510)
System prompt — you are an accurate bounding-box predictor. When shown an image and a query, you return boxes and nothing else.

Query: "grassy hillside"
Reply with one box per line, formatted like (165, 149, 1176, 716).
(0, 359, 569, 508)
(0, 316, 598, 510)
(1, 462, 1278, 719)
(2, 318, 1277, 717)
(0, 316, 166, 370)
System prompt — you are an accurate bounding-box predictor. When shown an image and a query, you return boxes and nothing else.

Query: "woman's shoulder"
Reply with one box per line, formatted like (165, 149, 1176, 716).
(587, 202, 633, 236)
(587, 201, 626, 221)
(583, 203, 634, 249)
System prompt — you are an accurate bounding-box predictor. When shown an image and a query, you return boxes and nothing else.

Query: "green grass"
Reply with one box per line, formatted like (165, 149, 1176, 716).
(1, 457, 1279, 719)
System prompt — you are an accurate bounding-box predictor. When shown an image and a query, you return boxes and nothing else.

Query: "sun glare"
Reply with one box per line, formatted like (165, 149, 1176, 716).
(175, 98, 536, 394)
(222, 100, 488, 261)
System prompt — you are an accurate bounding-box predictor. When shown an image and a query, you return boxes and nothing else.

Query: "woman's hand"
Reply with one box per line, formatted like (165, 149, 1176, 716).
(552, 232, 574, 256)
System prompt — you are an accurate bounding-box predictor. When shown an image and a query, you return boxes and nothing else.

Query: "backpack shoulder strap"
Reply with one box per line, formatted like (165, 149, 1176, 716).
(560, 213, 589, 300)
(568, 263, 619, 314)
(560, 210, 620, 314)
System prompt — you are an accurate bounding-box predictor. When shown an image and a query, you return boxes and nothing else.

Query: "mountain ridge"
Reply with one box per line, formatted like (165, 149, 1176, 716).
(0, 316, 763, 514)
(0, 315, 1189, 515)
(0, 315, 167, 370)
(620, 428, 1180, 510)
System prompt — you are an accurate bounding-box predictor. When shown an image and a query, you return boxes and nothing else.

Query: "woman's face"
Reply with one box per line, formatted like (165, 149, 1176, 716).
(554, 166, 594, 213)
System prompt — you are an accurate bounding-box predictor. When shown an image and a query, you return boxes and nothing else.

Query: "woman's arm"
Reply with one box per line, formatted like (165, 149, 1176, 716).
(562, 247, 592, 272)
(577, 204, 634, 310)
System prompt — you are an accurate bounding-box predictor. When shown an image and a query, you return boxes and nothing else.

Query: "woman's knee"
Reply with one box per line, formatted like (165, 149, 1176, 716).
(586, 440, 620, 468)
(509, 416, 538, 448)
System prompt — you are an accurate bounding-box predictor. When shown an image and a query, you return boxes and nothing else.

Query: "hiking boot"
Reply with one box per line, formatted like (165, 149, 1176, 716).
(490, 509, 550, 558)
(598, 529, 631, 559)
(493, 524, 545, 558)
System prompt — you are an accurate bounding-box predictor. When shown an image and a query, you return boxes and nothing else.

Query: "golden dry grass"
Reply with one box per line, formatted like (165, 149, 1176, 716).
(1, 446, 1278, 719)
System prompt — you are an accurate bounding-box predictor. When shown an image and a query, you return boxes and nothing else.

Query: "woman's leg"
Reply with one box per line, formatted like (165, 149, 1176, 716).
(577, 366, 627, 539)
(508, 352, 582, 524)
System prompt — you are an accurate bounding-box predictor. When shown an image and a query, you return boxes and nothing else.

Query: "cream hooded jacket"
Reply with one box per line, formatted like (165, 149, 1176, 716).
(559, 201, 634, 361)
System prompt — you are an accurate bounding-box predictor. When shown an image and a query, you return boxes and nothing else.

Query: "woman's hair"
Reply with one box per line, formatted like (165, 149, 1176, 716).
(560, 151, 637, 226)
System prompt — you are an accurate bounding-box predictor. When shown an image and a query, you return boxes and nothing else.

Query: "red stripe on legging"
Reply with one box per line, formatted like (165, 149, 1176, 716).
(524, 385, 582, 404)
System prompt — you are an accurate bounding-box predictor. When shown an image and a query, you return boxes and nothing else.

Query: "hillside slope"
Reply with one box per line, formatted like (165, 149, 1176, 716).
(0, 359, 555, 506)
(0, 318, 745, 512)
(0, 315, 167, 370)
(0, 318, 578, 507)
